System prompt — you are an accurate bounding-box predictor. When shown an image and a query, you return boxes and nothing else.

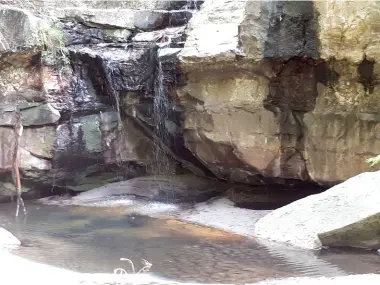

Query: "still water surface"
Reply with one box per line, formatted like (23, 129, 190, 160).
(0, 202, 379, 284)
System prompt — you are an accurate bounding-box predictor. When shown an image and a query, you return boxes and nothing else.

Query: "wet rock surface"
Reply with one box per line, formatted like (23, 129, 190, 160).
(73, 174, 230, 203)
(0, 2, 197, 198)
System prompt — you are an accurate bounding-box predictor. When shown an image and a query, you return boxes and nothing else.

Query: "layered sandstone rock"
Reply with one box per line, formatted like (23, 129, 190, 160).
(176, 0, 380, 185)
(0, 5, 165, 199)
(0, 0, 379, 199)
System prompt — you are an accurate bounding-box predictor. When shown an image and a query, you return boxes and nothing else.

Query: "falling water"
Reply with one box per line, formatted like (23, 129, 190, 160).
(185, 0, 198, 10)
(100, 59, 125, 172)
(150, 0, 200, 176)
(150, 37, 177, 176)
(102, 60, 123, 131)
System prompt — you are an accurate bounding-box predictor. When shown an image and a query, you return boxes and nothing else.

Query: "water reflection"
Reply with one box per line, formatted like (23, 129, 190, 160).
(0, 202, 378, 284)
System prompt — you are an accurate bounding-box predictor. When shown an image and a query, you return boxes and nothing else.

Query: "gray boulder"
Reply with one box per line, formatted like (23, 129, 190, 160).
(254, 171, 380, 249)
(73, 174, 229, 203)
(318, 212, 380, 250)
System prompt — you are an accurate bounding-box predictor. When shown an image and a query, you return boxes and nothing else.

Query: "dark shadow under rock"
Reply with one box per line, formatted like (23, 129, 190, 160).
(227, 184, 324, 210)
(73, 174, 230, 203)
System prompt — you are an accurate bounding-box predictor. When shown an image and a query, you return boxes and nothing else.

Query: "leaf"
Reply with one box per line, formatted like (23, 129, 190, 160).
(366, 154, 380, 167)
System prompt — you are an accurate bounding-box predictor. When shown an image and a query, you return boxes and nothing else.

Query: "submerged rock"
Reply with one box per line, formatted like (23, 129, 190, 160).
(73, 175, 229, 203)
(254, 171, 380, 250)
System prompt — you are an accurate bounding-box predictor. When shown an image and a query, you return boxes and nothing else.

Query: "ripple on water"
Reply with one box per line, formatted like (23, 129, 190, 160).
(0, 202, 379, 284)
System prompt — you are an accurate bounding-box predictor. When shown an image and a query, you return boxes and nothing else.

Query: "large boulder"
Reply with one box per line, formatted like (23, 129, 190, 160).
(253, 171, 380, 250)
(0, 127, 53, 176)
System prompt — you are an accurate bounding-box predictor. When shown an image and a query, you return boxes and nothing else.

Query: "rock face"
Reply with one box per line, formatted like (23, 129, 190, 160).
(0, 3, 190, 199)
(0, 0, 379, 198)
(176, 0, 380, 185)
(253, 171, 380, 250)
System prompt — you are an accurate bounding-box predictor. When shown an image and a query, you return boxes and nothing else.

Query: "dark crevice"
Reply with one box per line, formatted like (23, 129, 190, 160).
(229, 181, 326, 210)
(314, 60, 340, 87)
(358, 57, 376, 94)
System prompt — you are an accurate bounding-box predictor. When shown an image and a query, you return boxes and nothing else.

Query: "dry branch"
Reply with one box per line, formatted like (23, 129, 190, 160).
(11, 89, 26, 217)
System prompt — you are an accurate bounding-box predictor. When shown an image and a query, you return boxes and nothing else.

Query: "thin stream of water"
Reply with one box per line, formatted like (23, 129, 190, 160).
(185, 0, 198, 10)
(150, 36, 176, 177)
(100, 58, 126, 177)
(150, 0, 201, 177)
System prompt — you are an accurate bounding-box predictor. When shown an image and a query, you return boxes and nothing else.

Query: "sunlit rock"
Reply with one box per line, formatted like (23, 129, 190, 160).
(254, 171, 380, 249)
(175, 0, 380, 185)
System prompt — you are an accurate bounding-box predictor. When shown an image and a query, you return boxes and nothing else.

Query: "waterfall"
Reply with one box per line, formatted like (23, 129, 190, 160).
(150, 1, 201, 177)
(185, 0, 198, 10)
(102, 60, 123, 131)
(100, 59, 125, 173)
(151, 60, 173, 175)
(150, 36, 177, 176)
